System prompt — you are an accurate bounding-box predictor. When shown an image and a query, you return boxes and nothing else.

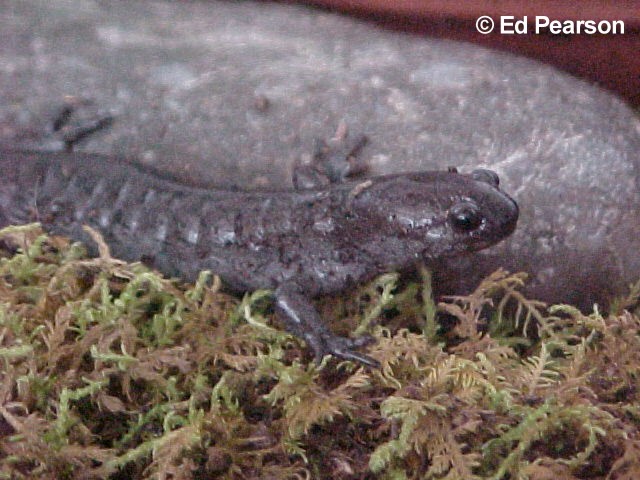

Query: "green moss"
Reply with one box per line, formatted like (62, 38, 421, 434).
(0, 224, 638, 479)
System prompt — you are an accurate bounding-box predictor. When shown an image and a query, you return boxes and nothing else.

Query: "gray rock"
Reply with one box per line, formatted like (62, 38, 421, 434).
(1, 0, 639, 309)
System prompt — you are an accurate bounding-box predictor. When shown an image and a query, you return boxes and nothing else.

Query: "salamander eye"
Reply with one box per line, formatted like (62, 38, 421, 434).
(448, 202, 483, 231)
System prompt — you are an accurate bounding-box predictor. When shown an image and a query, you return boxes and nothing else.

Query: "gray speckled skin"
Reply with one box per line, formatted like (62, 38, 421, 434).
(0, 150, 518, 365)
(1, 0, 639, 309)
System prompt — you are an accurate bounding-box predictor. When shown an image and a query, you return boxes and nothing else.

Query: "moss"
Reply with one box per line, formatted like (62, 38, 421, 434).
(0, 224, 638, 479)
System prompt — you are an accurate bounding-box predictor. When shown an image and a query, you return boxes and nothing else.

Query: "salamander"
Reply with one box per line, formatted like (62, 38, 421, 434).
(0, 116, 519, 367)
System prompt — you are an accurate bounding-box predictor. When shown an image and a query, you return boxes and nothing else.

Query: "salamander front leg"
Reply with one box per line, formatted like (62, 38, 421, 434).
(274, 283, 380, 368)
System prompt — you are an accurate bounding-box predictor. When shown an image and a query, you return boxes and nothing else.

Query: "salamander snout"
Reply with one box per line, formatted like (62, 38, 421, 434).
(500, 194, 519, 237)
(461, 169, 519, 248)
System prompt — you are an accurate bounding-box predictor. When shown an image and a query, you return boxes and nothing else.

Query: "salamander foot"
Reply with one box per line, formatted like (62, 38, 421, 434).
(293, 120, 369, 190)
(275, 283, 380, 368)
(18, 97, 113, 152)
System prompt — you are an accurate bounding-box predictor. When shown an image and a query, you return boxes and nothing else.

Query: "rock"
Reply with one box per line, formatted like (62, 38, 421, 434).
(1, 0, 639, 309)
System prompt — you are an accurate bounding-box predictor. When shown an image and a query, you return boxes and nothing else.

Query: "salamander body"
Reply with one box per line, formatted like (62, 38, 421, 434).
(0, 149, 519, 366)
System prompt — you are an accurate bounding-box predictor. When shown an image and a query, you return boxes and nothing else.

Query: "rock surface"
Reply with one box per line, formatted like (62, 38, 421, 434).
(1, 0, 639, 309)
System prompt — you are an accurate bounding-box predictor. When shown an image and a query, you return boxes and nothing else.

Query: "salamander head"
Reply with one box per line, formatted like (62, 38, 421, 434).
(349, 168, 519, 261)
(442, 168, 519, 253)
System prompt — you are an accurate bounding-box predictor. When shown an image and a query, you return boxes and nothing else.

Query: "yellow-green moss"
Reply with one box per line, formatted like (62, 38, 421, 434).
(0, 224, 638, 479)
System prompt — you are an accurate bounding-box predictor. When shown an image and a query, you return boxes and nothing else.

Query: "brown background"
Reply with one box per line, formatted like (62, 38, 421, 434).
(299, 0, 640, 108)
